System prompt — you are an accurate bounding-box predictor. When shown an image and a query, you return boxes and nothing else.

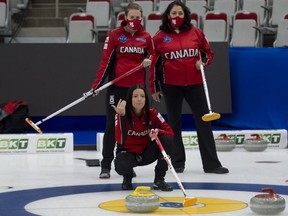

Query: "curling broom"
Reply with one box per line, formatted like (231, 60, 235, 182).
(26, 64, 143, 133)
(151, 129, 197, 207)
(199, 64, 221, 121)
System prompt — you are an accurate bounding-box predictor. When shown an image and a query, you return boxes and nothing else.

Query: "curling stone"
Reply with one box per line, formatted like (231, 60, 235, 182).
(125, 186, 160, 213)
(215, 134, 236, 152)
(243, 134, 268, 152)
(250, 188, 286, 215)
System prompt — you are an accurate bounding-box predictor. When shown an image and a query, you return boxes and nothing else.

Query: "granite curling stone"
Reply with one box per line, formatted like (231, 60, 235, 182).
(243, 134, 268, 152)
(125, 186, 160, 213)
(215, 134, 236, 152)
(250, 188, 286, 215)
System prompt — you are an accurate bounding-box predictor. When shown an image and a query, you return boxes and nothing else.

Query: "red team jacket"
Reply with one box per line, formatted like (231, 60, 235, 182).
(91, 22, 155, 89)
(149, 26, 214, 94)
(115, 108, 174, 154)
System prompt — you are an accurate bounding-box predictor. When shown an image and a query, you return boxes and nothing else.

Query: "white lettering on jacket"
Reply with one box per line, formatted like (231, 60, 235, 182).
(128, 129, 150, 136)
(120, 47, 144, 54)
(164, 49, 199, 59)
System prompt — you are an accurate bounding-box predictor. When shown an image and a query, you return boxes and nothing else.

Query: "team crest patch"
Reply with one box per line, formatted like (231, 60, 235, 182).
(136, 37, 146, 42)
(118, 34, 128, 43)
(164, 36, 172, 43)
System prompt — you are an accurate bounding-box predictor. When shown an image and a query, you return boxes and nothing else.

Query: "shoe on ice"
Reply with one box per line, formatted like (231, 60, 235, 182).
(204, 166, 229, 174)
(122, 175, 133, 190)
(99, 169, 111, 179)
(174, 167, 185, 173)
(153, 179, 173, 191)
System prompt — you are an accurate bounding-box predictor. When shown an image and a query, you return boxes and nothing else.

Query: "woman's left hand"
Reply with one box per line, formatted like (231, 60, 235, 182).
(196, 60, 204, 70)
(149, 128, 159, 140)
(142, 58, 152, 68)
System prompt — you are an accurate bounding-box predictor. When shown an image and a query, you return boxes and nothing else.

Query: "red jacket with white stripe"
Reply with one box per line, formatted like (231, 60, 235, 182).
(115, 107, 174, 154)
(91, 22, 155, 89)
(149, 26, 214, 94)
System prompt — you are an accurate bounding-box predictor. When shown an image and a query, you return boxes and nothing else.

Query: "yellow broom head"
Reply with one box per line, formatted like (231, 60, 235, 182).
(202, 112, 221, 122)
(25, 118, 43, 134)
(183, 197, 197, 207)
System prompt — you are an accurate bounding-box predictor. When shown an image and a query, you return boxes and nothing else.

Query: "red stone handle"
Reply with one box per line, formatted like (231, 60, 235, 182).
(255, 188, 279, 198)
(216, 134, 230, 140)
(247, 134, 262, 140)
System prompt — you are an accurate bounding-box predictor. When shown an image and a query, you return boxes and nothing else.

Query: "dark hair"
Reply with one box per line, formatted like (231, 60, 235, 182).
(160, 0, 192, 33)
(125, 84, 150, 127)
(125, 3, 143, 17)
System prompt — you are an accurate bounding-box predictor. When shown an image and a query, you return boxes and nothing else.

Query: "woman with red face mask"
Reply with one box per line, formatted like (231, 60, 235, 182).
(91, 3, 155, 179)
(149, 1, 229, 175)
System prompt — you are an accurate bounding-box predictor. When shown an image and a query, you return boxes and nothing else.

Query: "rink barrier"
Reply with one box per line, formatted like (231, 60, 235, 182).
(0, 133, 73, 154)
(96, 130, 287, 151)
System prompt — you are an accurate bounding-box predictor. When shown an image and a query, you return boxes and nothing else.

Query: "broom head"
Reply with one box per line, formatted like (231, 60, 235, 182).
(202, 112, 221, 122)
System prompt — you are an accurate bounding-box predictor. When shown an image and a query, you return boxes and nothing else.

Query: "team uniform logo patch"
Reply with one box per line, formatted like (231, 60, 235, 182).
(118, 35, 128, 43)
(164, 36, 172, 43)
(157, 113, 165, 123)
(103, 37, 109, 49)
(136, 37, 146, 42)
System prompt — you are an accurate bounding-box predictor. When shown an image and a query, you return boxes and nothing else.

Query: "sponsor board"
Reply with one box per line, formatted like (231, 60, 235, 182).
(182, 130, 287, 149)
(96, 130, 287, 151)
(0, 133, 73, 154)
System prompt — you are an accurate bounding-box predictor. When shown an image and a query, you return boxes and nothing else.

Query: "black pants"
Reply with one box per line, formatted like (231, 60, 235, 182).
(100, 85, 129, 170)
(114, 135, 172, 181)
(161, 84, 222, 171)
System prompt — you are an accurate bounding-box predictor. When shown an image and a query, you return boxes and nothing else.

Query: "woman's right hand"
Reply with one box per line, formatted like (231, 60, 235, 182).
(112, 99, 126, 116)
(90, 89, 99, 97)
(152, 92, 163, 102)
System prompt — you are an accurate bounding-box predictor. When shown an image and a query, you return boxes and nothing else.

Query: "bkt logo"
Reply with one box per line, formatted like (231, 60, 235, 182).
(0, 139, 29, 149)
(182, 133, 282, 146)
(226, 133, 281, 144)
(37, 138, 66, 149)
(182, 135, 198, 146)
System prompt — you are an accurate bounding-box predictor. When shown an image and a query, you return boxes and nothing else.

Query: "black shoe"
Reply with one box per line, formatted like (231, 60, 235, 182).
(99, 169, 110, 179)
(174, 167, 185, 173)
(153, 179, 173, 191)
(132, 169, 136, 178)
(122, 175, 133, 190)
(204, 166, 229, 174)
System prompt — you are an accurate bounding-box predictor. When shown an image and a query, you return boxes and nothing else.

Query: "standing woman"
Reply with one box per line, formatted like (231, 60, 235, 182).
(91, 3, 155, 179)
(149, 1, 228, 174)
(113, 84, 174, 191)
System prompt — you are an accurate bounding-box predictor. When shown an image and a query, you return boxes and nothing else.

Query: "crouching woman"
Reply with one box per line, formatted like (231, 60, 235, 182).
(113, 84, 174, 191)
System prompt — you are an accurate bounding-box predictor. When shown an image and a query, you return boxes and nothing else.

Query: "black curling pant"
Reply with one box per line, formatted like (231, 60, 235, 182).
(161, 84, 222, 171)
(114, 135, 173, 181)
(100, 85, 129, 170)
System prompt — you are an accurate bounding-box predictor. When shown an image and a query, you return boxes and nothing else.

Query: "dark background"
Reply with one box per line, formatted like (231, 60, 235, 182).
(0, 42, 232, 116)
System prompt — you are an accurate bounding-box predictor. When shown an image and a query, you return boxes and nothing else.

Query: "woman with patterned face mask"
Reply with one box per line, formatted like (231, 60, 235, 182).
(149, 1, 229, 175)
(91, 3, 155, 179)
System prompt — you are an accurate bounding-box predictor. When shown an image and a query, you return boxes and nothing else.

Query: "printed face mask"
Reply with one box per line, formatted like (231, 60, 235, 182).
(127, 19, 142, 31)
(169, 16, 184, 28)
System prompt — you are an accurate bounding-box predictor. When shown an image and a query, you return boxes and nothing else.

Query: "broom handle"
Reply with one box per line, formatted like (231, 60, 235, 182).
(35, 64, 143, 126)
(152, 130, 189, 198)
(200, 64, 213, 113)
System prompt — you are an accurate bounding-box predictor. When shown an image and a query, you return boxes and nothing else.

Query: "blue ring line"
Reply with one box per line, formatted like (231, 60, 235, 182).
(0, 182, 287, 216)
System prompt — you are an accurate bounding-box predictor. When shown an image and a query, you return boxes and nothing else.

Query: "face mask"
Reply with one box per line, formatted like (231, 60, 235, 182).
(169, 16, 184, 29)
(126, 19, 142, 31)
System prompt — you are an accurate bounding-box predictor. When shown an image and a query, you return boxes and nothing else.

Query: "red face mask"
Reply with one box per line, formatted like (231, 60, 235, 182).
(126, 19, 142, 31)
(169, 16, 185, 29)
